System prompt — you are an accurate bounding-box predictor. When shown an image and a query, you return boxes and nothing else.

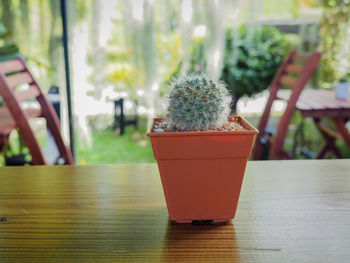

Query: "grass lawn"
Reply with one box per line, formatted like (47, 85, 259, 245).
(77, 113, 349, 166)
(76, 127, 155, 165)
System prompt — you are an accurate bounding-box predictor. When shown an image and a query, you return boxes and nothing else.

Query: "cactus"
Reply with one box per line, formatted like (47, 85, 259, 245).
(167, 74, 232, 131)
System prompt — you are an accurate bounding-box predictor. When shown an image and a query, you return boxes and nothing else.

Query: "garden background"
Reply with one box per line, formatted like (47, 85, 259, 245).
(0, 0, 349, 164)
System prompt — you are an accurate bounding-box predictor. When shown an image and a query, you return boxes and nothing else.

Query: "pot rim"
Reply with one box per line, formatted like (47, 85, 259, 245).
(147, 115, 258, 137)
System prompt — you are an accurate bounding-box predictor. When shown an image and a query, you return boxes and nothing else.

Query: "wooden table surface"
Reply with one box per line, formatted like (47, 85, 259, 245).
(277, 89, 350, 158)
(0, 160, 349, 262)
(277, 89, 350, 118)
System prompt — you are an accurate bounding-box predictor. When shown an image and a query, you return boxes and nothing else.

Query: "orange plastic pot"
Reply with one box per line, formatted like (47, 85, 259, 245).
(147, 116, 258, 223)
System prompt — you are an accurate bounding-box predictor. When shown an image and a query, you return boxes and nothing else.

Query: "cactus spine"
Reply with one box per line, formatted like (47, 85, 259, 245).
(167, 74, 232, 131)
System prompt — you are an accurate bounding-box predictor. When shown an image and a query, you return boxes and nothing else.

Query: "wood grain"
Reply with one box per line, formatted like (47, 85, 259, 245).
(0, 60, 25, 74)
(253, 50, 321, 160)
(0, 108, 42, 132)
(293, 55, 308, 63)
(285, 64, 304, 74)
(269, 52, 321, 160)
(0, 160, 350, 262)
(276, 88, 350, 158)
(280, 75, 298, 87)
(15, 85, 40, 102)
(6, 72, 33, 89)
(0, 57, 73, 165)
(254, 50, 297, 160)
(277, 89, 350, 117)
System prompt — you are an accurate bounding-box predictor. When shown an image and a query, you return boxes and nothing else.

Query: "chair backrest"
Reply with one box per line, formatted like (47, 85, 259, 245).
(253, 50, 321, 160)
(0, 57, 73, 165)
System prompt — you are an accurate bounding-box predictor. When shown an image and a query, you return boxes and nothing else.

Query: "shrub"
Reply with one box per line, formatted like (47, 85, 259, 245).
(221, 25, 287, 104)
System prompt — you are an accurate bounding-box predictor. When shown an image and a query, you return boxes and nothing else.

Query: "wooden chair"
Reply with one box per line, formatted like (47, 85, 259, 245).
(253, 50, 321, 160)
(0, 57, 73, 165)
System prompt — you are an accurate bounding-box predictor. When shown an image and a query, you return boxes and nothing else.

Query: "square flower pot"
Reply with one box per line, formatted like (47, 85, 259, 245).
(336, 82, 350, 100)
(147, 116, 258, 223)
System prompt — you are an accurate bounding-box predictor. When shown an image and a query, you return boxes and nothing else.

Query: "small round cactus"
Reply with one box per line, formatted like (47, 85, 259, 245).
(167, 74, 232, 131)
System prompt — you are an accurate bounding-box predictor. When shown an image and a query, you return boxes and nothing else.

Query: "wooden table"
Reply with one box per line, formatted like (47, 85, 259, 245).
(1, 161, 350, 262)
(278, 89, 350, 158)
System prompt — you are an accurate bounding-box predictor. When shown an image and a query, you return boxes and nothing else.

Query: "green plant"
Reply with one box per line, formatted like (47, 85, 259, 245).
(319, 0, 350, 83)
(189, 37, 206, 73)
(339, 72, 350, 83)
(221, 25, 286, 106)
(0, 23, 9, 39)
(167, 74, 231, 131)
(0, 23, 19, 60)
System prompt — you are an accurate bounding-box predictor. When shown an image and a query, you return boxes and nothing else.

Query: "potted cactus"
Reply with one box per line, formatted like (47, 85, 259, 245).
(147, 74, 258, 223)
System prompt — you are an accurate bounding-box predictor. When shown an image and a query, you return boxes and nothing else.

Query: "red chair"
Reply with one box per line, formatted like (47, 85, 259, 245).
(0, 57, 73, 165)
(253, 50, 321, 160)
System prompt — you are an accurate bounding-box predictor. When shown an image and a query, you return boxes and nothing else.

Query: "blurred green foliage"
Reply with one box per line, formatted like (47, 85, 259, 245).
(0, 22, 19, 60)
(319, 0, 350, 83)
(221, 26, 287, 103)
(106, 27, 183, 100)
(106, 46, 139, 98)
(156, 33, 183, 89)
(0, 23, 7, 37)
(189, 37, 206, 74)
